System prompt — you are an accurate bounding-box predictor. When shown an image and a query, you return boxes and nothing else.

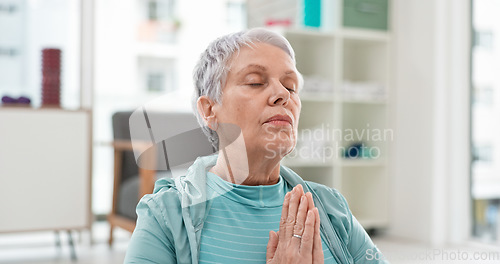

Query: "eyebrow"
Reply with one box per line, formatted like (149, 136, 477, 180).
(236, 64, 267, 75)
(236, 64, 298, 77)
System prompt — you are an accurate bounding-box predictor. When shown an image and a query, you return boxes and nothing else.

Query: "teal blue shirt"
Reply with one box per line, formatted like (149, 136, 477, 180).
(199, 172, 336, 263)
(124, 154, 389, 264)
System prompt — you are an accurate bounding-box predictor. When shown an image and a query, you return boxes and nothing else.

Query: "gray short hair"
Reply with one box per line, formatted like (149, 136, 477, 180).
(192, 28, 303, 151)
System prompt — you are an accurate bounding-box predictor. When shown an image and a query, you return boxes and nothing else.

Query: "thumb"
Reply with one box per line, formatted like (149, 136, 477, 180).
(266, 230, 278, 261)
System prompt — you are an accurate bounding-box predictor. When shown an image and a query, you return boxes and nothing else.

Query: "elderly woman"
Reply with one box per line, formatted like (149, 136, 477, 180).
(124, 28, 388, 264)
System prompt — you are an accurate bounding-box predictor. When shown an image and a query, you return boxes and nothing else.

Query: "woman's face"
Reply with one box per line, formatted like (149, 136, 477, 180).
(213, 42, 301, 158)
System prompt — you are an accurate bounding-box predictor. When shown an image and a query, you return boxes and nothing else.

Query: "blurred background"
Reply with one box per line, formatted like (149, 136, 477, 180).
(1, 0, 499, 263)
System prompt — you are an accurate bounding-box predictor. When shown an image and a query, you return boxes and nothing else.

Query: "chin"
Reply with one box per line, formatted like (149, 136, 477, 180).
(262, 140, 295, 160)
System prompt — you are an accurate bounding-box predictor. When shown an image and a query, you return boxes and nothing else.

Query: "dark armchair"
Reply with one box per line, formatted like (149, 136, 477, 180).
(108, 110, 215, 245)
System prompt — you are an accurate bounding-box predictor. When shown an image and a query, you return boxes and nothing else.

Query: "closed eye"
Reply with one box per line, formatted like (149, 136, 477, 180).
(248, 83, 264, 86)
(285, 83, 297, 93)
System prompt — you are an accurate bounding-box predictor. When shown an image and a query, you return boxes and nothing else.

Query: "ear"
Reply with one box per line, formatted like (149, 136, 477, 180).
(197, 96, 218, 130)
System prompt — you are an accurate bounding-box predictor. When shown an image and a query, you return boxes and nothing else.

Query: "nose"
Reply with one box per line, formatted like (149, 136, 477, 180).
(268, 79, 290, 106)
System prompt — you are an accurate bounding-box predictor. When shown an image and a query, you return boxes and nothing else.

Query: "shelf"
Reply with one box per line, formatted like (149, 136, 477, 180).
(338, 159, 386, 167)
(135, 42, 179, 59)
(340, 98, 387, 105)
(340, 28, 390, 42)
(299, 93, 387, 104)
(284, 28, 336, 39)
(285, 28, 390, 42)
(299, 92, 336, 102)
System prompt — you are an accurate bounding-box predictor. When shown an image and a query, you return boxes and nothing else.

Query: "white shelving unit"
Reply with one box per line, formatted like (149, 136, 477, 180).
(281, 23, 391, 231)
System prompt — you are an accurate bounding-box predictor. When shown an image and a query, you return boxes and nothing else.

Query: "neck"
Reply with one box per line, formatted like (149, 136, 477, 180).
(210, 140, 282, 186)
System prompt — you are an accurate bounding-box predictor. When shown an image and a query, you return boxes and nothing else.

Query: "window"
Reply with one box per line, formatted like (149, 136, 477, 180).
(471, 0, 500, 243)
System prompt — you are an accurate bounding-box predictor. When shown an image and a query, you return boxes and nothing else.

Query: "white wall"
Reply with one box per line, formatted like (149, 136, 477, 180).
(91, 0, 245, 215)
(389, 0, 471, 245)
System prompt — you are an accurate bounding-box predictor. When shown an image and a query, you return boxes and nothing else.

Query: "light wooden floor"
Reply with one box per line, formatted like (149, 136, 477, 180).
(1, 222, 499, 264)
(0, 222, 129, 264)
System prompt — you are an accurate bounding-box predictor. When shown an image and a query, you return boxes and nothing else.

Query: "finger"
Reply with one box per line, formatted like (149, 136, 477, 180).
(285, 186, 301, 238)
(266, 231, 279, 261)
(299, 209, 315, 254)
(305, 192, 315, 211)
(278, 191, 291, 243)
(291, 195, 308, 248)
(313, 208, 324, 263)
(295, 184, 305, 197)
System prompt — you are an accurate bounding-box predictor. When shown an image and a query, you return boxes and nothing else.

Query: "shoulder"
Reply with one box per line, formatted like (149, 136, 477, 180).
(144, 176, 181, 203)
(137, 177, 183, 224)
(126, 177, 180, 263)
(306, 181, 347, 206)
(305, 181, 353, 240)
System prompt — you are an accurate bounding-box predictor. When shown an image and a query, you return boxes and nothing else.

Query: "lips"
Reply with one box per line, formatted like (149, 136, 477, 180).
(265, 114, 293, 126)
